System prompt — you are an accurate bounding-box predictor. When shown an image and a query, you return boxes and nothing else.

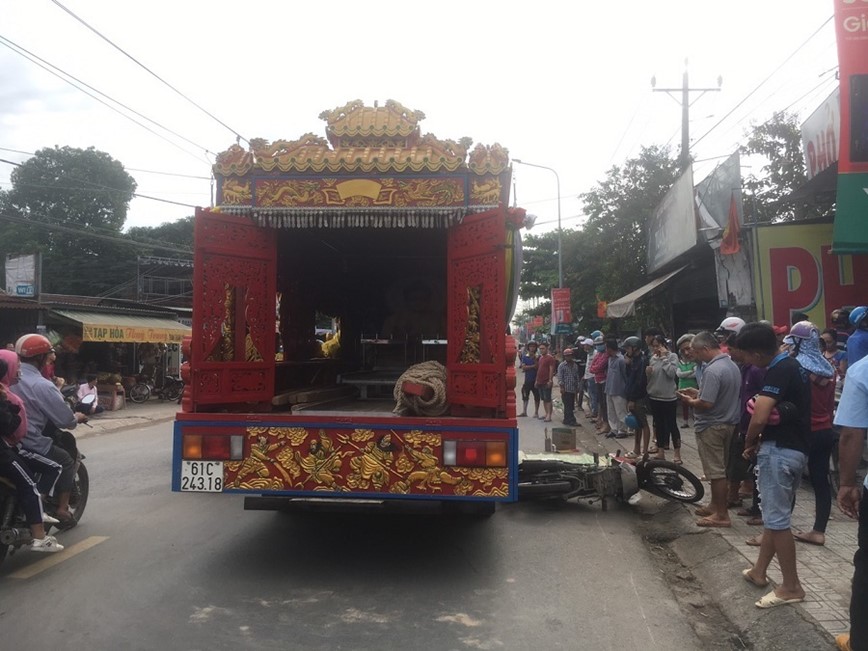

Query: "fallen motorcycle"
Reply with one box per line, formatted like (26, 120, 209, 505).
(517, 451, 704, 510)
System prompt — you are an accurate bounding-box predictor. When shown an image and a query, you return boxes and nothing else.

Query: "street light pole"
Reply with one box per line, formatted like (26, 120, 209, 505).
(513, 159, 562, 288)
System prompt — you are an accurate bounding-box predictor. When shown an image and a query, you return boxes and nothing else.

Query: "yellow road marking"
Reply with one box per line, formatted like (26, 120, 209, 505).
(6, 536, 109, 579)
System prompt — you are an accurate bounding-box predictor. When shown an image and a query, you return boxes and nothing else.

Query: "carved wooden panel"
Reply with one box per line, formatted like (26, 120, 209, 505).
(191, 209, 276, 410)
(447, 207, 507, 414)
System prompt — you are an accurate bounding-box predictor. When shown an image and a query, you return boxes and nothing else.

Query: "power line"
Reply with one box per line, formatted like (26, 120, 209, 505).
(50, 0, 249, 146)
(0, 146, 212, 180)
(692, 15, 834, 150)
(0, 158, 198, 208)
(0, 35, 211, 164)
(0, 211, 192, 255)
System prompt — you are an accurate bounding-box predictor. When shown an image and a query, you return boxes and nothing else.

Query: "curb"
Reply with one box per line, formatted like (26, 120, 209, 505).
(75, 413, 177, 440)
(644, 502, 835, 650)
(538, 393, 839, 649)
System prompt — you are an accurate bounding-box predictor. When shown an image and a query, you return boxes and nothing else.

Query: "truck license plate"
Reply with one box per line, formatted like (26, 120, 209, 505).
(180, 461, 224, 492)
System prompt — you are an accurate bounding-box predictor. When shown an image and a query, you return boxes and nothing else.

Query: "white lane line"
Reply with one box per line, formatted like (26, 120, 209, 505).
(6, 536, 110, 579)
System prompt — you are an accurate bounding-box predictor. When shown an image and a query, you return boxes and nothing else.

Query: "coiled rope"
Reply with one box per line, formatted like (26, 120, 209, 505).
(393, 360, 448, 417)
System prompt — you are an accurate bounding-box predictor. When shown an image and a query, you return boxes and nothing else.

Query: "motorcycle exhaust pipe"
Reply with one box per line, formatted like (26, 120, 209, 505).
(0, 527, 33, 546)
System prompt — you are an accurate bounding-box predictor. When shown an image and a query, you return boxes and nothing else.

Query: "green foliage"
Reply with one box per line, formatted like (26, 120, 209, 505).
(740, 111, 810, 223)
(0, 147, 192, 298)
(1, 146, 138, 295)
(516, 145, 680, 334)
(127, 216, 194, 258)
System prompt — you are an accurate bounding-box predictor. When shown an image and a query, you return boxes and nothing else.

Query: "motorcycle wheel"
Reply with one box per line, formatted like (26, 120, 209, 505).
(640, 459, 704, 503)
(129, 383, 151, 404)
(69, 462, 89, 522)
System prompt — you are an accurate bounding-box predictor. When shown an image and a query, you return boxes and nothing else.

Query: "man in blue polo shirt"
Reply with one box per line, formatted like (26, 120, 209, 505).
(834, 356, 868, 651)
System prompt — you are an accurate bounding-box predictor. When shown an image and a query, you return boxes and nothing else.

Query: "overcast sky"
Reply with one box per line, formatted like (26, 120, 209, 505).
(0, 1, 838, 233)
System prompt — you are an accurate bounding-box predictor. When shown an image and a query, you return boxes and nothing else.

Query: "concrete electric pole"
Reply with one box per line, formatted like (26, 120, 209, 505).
(651, 59, 722, 169)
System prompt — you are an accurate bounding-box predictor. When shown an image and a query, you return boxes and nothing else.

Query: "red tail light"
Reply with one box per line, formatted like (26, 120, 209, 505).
(457, 442, 486, 466)
(183, 434, 244, 461)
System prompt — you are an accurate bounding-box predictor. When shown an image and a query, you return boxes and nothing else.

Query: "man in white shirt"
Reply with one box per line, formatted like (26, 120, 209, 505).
(75, 374, 104, 415)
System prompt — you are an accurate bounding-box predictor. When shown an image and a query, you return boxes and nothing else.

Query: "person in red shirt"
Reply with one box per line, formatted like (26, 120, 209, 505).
(534, 342, 557, 423)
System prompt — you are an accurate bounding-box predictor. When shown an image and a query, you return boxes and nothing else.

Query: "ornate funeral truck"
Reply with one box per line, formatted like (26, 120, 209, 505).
(172, 100, 527, 515)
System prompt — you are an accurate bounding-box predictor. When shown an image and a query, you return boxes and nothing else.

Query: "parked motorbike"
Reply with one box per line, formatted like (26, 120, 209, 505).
(517, 451, 704, 510)
(0, 446, 89, 566)
(129, 374, 183, 404)
(60, 382, 79, 411)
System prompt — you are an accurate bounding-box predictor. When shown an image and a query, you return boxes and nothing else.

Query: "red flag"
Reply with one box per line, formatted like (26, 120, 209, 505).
(720, 192, 741, 255)
(596, 300, 608, 319)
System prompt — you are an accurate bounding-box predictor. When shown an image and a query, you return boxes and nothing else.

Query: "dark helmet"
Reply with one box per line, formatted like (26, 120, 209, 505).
(623, 336, 642, 349)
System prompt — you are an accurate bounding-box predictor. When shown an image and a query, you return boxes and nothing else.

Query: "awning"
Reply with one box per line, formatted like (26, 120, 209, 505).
(52, 310, 191, 344)
(606, 266, 688, 319)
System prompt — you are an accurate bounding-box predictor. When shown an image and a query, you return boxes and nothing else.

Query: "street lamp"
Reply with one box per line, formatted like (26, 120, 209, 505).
(512, 159, 562, 288)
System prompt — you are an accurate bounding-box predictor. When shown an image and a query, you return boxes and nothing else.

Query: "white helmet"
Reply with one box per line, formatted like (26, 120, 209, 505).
(717, 316, 746, 335)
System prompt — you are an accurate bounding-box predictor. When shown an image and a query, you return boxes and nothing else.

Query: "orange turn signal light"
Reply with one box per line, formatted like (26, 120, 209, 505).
(486, 441, 507, 467)
(183, 434, 203, 460)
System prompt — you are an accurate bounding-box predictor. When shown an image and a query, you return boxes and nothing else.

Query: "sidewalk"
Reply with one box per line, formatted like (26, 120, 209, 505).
(76, 399, 179, 439)
(518, 388, 855, 643)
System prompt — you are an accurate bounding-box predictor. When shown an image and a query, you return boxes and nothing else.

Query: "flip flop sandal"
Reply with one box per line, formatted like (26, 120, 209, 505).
(755, 591, 804, 609)
(673, 459, 684, 465)
(696, 517, 732, 528)
(745, 535, 763, 546)
(694, 506, 714, 517)
(742, 568, 769, 588)
(793, 532, 825, 546)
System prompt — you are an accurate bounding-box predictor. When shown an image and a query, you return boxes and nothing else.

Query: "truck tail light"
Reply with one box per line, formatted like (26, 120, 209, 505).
(442, 440, 507, 468)
(183, 434, 243, 461)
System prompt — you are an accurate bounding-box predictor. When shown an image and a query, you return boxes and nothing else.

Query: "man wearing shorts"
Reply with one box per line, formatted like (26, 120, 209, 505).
(534, 342, 557, 423)
(678, 331, 740, 528)
(738, 322, 809, 609)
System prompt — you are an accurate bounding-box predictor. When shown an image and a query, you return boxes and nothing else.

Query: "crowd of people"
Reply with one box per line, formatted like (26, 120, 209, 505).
(518, 305, 868, 651)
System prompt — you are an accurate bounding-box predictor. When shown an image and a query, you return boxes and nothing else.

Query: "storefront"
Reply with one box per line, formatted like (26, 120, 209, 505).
(46, 307, 190, 386)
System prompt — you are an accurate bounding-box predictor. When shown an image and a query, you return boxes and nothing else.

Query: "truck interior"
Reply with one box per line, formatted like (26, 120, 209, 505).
(273, 227, 450, 413)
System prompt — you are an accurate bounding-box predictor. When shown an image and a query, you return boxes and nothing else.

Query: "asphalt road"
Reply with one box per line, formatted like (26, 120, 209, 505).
(0, 423, 705, 650)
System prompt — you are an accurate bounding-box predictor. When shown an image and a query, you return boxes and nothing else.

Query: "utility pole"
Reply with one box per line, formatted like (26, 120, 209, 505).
(652, 59, 722, 169)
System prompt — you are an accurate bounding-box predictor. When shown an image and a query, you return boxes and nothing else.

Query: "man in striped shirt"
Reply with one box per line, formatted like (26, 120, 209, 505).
(557, 348, 582, 426)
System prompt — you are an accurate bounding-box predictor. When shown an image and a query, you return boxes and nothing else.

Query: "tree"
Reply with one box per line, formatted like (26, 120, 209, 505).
(516, 145, 680, 334)
(577, 145, 681, 329)
(740, 111, 813, 223)
(127, 216, 194, 259)
(0, 146, 137, 295)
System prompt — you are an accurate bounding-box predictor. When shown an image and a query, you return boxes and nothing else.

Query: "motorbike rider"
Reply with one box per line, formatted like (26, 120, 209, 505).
(10, 334, 87, 529)
(0, 353, 64, 552)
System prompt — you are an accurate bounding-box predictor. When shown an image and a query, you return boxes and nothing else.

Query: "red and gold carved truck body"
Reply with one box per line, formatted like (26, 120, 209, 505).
(172, 101, 525, 513)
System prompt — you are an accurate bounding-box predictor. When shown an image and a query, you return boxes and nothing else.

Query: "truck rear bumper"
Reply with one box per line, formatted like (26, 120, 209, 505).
(244, 496, 496, 516)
